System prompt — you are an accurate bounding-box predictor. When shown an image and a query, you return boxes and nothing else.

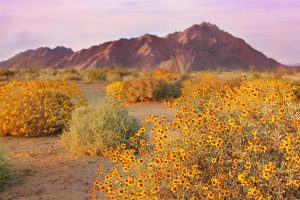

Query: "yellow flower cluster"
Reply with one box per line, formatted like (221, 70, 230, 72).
(0, 80, 85, 137)
(92, 78, 300, 199)
(106, 81, 125, 102)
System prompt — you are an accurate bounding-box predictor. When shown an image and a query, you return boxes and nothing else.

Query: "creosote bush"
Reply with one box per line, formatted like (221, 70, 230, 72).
(0, 149, 9, 191)
(60, 101, 141, 155)
(92, 78, 300, 199)
(0, 80, 85, 137)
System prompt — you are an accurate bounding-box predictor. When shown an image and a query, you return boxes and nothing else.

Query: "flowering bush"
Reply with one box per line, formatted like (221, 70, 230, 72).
(60, 101, 141, 155)
(92, 78, 300, 199)
(0, 80, 85, 137)
(106, 76, 180, 103)
(182, 73, 242, 97)
(106, 81, 126, 102)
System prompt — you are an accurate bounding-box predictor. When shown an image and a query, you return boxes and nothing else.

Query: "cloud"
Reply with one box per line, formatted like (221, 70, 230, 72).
(0, 0, 299, 63)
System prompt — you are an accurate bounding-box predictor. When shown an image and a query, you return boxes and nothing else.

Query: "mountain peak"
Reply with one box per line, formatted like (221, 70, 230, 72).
(138, 33, 158, 41)
(0, 23, 281, 70)
(184, 22, 219, 33)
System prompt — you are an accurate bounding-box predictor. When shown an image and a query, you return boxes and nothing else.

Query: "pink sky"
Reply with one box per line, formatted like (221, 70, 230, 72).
(0, 0, 299, 64)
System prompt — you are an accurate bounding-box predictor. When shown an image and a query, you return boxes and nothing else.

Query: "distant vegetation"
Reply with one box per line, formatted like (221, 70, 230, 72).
(0, 66, 298, 82)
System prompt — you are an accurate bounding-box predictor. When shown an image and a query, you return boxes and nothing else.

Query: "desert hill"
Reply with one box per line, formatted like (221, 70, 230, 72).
(0, 22, 281, 71)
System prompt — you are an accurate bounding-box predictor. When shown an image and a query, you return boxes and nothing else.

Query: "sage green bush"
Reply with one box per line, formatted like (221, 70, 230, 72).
(60, 101, 140, 155)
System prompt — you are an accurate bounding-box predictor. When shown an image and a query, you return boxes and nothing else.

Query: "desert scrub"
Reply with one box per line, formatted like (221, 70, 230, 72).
(60, 101, 141, 155)
(85, 68, 140, 82)
(92, 79, 300, 199)
(85, 69, 108, 82)
(0, 149, 9, 191)
(106, 76, 180, 103)
(0, 80, 85, 137)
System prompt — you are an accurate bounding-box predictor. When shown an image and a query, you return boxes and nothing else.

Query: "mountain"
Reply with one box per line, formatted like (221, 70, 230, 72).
(0, 22, 281, 71)
(0, 46, 74, 69)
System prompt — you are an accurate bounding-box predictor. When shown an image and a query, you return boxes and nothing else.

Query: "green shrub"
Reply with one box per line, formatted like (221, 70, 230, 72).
(60, 101, 140, 155)
(0, 149, 9, 190)
(154, 81, 181, 101)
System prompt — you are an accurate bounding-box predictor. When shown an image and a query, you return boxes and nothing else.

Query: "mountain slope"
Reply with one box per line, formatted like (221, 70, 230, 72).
(0, 22, 281, 71)
(0, 46, 74, 69)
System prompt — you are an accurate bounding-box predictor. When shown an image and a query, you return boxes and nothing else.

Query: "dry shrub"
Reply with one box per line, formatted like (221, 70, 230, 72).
(92, 79, 300, 199)
(0, 80, 85, 137)
(60, 101, 140, 155)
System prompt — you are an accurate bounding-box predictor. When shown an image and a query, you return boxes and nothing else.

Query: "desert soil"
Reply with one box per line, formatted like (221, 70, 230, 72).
(0, 89, 174, 200)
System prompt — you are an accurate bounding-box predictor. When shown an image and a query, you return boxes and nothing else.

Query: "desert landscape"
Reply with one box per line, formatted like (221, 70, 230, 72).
(0, 1, 300, 200)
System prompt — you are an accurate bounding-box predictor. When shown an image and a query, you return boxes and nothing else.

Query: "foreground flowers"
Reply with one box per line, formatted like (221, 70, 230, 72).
(92, 78, 300, 199)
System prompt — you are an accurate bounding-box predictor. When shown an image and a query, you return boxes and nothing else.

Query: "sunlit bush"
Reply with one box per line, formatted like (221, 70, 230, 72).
(0, 149, 9, 191)
(182, 73, 225, 97)
(106, 76, 180, 103)
(106, 81, 126, 102)
(0, 80, 85, 137)
(92, 78, 300, 199)
(60, 101, 140, 155)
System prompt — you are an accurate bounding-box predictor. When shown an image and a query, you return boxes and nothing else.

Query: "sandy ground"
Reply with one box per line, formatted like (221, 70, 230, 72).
(0, 136, 111, 200)
(0, 91, 174, 200)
